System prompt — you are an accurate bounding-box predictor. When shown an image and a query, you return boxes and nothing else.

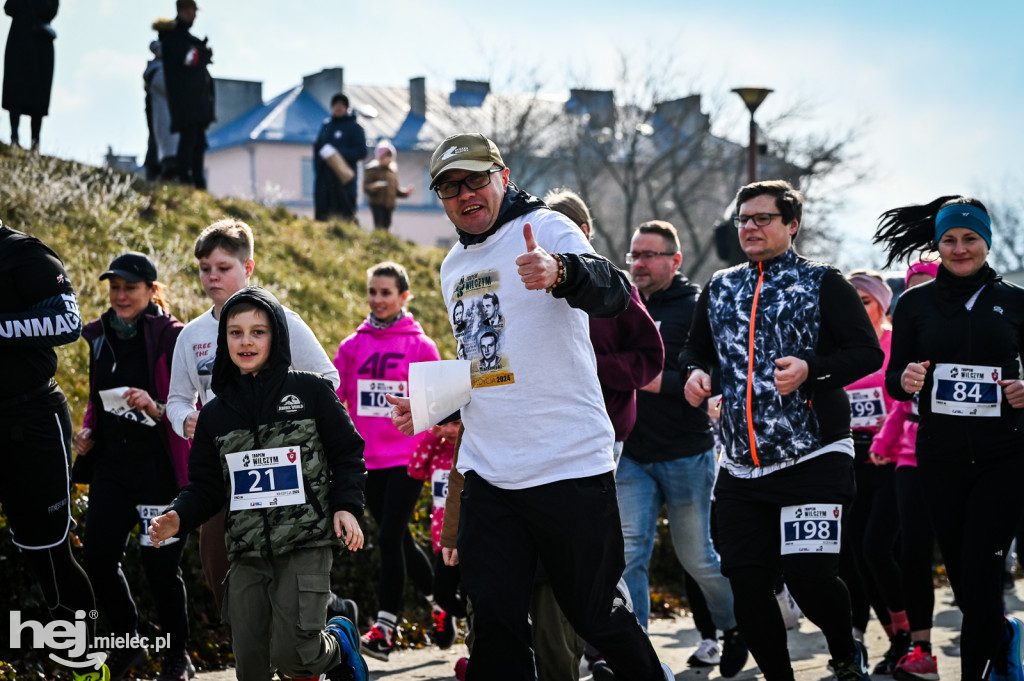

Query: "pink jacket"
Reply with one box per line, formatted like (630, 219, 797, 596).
(846, 328, 896, 442)
(871, 397, 919, 468)
(334, 314, 440, 469)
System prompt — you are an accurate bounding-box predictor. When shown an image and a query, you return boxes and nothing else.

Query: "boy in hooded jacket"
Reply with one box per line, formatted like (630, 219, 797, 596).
(149, 287, 369, 681)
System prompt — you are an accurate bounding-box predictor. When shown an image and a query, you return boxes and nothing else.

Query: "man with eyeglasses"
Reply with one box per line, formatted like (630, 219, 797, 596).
(387, 132, 675, 681)
(621, 220, 748, 678)
(681, 180, 882, 681)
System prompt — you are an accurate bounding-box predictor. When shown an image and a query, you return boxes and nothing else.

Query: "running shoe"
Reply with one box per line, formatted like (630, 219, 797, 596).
(156, 651, 191, 681)
(831, 640, 871, 681)
(431, 608, 456, 649)
(591, 659, 617, 680)
(359, 623, 394, 662)
(720, 627, 749, 677)
(327, 593, 359, 626)
(661, 661, 675, 680)
(893, 645, 939, 681)
(874, 630, 912, 675)
(325, 616, 369, 681)
(991, 616, 1024, 681)
(686, 638, 721, 667)
(105, 645, 147, 681)
(73, 665, 110, 681)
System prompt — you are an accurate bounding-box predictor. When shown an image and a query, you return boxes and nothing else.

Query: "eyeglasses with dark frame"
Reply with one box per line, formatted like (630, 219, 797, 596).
(434, 169, 502, 200)
(732, 212, 783, 228)
(624, 251, 678, 265)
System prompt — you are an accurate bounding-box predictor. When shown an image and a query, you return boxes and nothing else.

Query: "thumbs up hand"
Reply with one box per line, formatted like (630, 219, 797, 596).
(516, 222, 559, 290)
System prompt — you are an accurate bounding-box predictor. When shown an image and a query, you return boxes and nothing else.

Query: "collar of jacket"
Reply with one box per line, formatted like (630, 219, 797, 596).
(746, 247, 798, 272)
(456, 183, 546, 248)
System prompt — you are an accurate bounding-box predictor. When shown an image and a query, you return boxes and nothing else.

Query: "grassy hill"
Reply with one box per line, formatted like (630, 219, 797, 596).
(0, 146, 455, 428)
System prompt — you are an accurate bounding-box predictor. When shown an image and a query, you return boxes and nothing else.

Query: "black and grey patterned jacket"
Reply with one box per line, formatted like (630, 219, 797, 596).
(169, 287, 365, 559)
(681, 249, 882, 476)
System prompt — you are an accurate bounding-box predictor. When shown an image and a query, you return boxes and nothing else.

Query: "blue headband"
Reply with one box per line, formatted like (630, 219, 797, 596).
(935, 204, 992, 247)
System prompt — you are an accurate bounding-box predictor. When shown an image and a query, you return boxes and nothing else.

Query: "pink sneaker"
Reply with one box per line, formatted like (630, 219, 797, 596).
(894, 645, 939, 681)
(454, 657, 469, 681)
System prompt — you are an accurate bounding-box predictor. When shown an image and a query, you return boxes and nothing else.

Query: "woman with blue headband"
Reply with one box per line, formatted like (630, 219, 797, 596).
(874, 196, 1024, 681)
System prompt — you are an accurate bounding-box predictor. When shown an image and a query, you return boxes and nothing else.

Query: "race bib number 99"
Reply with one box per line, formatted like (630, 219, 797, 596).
(846, 387, 886, 428)
(358, 379, 406, 417)
(931, 363, 1001, 417)
(780, 504, 842, 554)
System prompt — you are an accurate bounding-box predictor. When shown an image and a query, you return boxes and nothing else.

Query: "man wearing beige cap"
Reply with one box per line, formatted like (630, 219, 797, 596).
(388, 133, 674, 680)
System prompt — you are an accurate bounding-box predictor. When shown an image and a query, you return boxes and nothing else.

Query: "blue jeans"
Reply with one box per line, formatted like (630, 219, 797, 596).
(616, 449, 736, 631)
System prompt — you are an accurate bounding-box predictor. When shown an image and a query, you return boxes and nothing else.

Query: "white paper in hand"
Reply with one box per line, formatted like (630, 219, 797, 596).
(409, 360, 472, 434)
(99, 387, 158, 427)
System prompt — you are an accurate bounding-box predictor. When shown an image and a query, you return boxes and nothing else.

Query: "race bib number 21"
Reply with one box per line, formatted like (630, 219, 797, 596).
(780, 504, 842, 555)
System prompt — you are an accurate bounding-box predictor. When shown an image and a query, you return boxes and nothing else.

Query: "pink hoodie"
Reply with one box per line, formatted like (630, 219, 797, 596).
(334, 314, 440, 469)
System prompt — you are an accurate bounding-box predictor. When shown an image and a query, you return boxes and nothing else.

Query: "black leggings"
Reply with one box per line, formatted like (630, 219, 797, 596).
(894, 466, 935, 632)
(20, 540, 99, 660)
(83, 473, 188, 651)
(364, 466, 433, 614)
(848, 462, 903, 623)
(432, 553, 467, 618)
(919, 454, 1024, 680)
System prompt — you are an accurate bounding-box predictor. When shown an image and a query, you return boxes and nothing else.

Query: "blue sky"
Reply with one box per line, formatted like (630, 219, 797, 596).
(10, 0, 1022, 268)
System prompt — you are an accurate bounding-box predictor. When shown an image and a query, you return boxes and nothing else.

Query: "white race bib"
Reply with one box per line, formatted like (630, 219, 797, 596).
(431, 468, 449, 511)
(780, 504, 842, 555)
(137, 504, 178, 547)
(931, 363, 1001, 417)
(846, 387, 887, 428)
(357, 379, 406, 417)
(226, 446, 306, 511)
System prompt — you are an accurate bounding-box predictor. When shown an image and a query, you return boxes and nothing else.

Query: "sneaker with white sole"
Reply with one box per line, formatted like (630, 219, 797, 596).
(326, 616, 369, 681)
(893, 645, 939, 681)
(359, 623, 394, 662)
(776, 583, 803, 630)
(687, 638, 721, 667)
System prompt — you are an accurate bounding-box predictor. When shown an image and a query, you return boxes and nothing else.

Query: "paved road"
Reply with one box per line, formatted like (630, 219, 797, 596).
(195, 581, 1024, 680)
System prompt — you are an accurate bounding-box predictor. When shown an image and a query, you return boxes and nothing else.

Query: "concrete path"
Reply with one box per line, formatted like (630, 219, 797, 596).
(194, 581, 1024, 680)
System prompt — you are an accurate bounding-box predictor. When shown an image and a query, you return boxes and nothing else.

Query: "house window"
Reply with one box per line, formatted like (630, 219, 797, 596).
(302, 157, 314, 199)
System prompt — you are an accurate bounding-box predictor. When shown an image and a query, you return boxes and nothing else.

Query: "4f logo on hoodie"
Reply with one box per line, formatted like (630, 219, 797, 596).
(358, 352, 405, 379)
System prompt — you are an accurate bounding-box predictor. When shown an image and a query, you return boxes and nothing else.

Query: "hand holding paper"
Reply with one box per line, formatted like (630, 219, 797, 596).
(385, 393, 414, 436)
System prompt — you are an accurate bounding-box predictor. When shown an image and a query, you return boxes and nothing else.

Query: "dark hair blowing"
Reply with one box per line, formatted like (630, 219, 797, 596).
(873, 195, 988, 268)
(734, 180, 804, 226)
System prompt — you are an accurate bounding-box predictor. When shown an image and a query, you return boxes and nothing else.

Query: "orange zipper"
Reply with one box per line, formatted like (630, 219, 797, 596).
(746, 263, 763, 466)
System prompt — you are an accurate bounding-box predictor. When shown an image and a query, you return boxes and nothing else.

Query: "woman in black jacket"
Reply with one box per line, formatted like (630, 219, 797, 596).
(2, 0, 58, 149)
(874, 195, 1024, 681)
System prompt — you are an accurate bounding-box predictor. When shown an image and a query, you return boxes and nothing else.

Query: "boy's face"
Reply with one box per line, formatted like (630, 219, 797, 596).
(226, 309, 272, 375)
(199, 246, 254, 311)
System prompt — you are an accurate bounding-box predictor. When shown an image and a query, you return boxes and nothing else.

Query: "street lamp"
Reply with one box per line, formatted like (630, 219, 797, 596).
(732, 87, 773, 183)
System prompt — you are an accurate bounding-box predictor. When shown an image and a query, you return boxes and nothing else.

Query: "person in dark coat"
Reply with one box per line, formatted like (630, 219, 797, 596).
(313, 92, 367, 222)
(2, 0, 58, 150)
(157, 0, 214, 189)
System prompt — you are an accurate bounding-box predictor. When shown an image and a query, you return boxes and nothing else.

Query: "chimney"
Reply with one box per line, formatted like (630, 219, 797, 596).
(450, 79, 490, 107)
(410, 76, 426, 117)
(302, 67, 345, 112)
(210, 78, 263, 134)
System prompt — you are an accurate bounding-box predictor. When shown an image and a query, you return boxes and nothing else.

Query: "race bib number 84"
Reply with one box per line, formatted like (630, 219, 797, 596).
(780, 504, 842, 554)
(931, 363, 1001, 417)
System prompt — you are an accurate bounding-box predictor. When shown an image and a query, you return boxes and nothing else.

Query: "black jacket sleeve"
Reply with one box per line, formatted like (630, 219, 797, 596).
(315, 378, 367, 517)
(168, 410, 229, 536)
(804, 269, 884, 388)
(679, 285, 717, 374)
(551, 252, 630, 318)
(0, 239, 81, 348)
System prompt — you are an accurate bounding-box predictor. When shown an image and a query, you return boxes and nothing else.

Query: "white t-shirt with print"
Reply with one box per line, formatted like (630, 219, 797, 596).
(441, 208, 615, 489)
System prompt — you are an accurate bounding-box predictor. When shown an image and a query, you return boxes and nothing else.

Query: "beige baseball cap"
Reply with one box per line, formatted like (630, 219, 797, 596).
(429, 133, 505, 190)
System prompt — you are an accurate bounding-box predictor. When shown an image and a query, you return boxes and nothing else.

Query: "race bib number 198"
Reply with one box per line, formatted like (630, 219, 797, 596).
(931, 363, 1001, 417)
(780, 504, 842, 554)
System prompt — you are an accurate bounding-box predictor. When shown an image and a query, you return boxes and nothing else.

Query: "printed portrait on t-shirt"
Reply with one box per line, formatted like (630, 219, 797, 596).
(449, 269, 514, 388)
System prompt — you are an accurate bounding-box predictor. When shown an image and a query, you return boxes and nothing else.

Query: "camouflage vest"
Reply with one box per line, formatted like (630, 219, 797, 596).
(216, 417, 335, 560)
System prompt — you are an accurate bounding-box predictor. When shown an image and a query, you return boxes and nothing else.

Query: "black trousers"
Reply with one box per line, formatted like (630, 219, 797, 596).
(919, 453, 1024, 680)
(458, 471, 663, 681)
(894, 465, 935, 632)
(715, 453, 857, 681)
(176, 124, 207, 189)
(83, 472, 189, 652)
(848, 462, 903, 622)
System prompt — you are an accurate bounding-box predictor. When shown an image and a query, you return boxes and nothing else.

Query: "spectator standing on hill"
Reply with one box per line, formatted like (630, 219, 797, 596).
(144, 39, 179, 181)
(157, 0, 214, 189)
(314, 92, 367, 223)
(364, 139, 413, 231)
(2, 0, 58, 150)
